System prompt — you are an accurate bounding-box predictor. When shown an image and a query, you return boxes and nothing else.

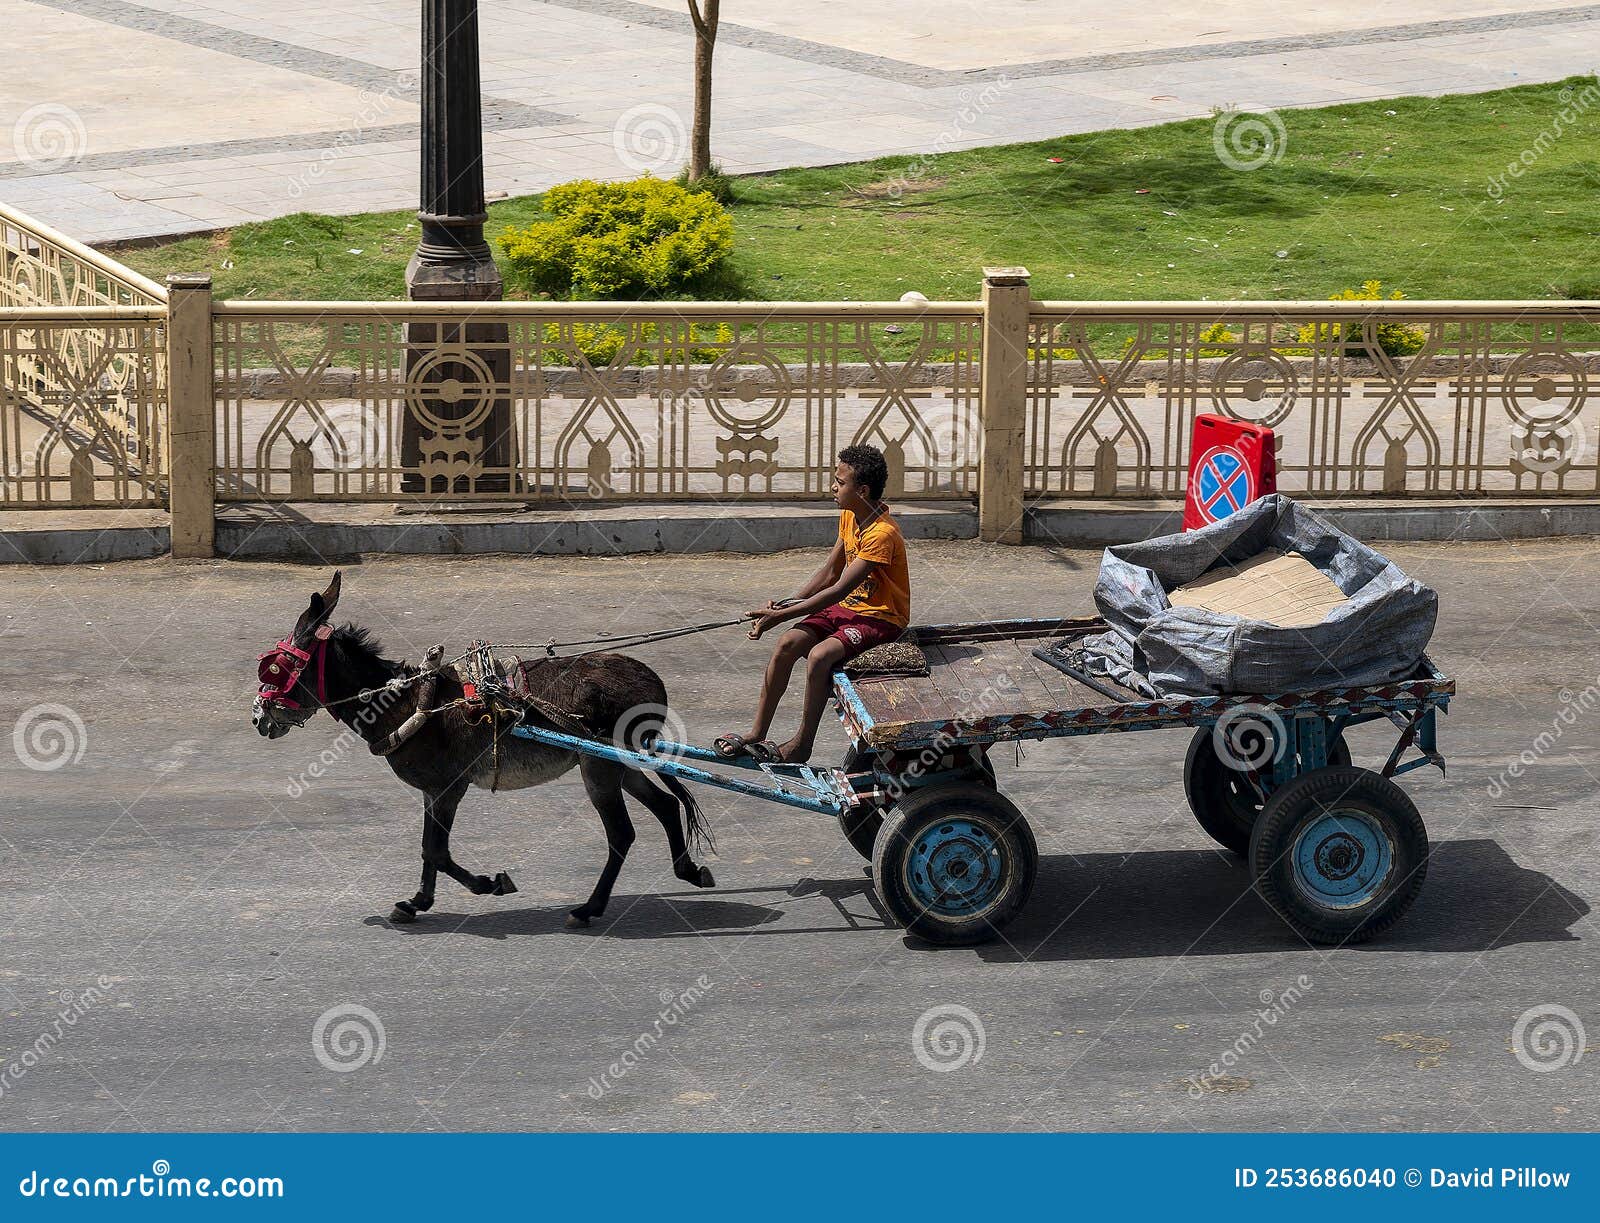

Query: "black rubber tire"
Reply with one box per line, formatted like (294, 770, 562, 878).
(871, 782, 1037, 946)
(839, 805, 884, 860)
(1184, 725, 1350, 855)
(1249, 765, 1428, 945)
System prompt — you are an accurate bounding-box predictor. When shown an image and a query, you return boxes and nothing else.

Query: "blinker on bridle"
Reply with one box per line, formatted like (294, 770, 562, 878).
(256, 622, 334, 712)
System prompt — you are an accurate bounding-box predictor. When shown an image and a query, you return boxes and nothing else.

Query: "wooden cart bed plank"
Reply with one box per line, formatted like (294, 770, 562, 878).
(851, 635, 1114, 728)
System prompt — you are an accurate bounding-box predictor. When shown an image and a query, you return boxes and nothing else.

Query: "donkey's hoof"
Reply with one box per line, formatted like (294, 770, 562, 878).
(389, 903, 418, 924)
(565, 911, 591, 929)
(694, 866, 716, 889)
(492, 871, 518, 896)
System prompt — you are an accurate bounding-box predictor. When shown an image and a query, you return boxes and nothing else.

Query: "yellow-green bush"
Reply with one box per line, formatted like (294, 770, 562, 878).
(500, 177, 734, 298)
(1121, 321, 1239, 360)
(541, 321, 735, 366)
(1297, 280, 1427, 357)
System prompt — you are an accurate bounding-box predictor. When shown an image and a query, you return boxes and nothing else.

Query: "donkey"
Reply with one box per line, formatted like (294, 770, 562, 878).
(251, 572, 716, 928)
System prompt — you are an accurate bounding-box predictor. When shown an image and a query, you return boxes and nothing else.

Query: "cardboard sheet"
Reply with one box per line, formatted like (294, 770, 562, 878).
(1167, 548, 1348, 628)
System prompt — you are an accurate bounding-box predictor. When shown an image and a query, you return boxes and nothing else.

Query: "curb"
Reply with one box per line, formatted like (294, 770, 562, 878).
(1026, 499, 1600, 546)
(214, 503, 979, 560)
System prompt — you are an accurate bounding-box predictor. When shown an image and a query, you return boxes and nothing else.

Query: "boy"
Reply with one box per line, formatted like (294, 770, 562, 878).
(717, 444, 911, 764)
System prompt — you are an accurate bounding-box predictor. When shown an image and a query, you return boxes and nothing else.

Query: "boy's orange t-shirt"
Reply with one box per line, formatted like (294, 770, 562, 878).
(838, 506, 911, 628)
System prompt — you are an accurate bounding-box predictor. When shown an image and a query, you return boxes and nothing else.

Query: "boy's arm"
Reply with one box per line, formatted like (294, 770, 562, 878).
(747, 557, 876, 638)
(749, 537, 845, 620)
(795, 537, 847, 598)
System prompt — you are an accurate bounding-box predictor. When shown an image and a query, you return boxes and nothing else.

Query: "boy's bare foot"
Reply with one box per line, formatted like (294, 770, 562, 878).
(774, 737, 814, 764)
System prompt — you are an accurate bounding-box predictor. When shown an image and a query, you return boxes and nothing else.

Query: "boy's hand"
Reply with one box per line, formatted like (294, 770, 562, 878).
(745, 605, 786, 639)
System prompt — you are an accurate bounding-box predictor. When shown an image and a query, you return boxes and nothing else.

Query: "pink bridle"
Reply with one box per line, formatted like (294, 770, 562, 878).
(256, 623, 333, 710)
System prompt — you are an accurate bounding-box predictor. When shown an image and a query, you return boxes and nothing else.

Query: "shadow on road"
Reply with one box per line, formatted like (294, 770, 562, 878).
(364, 839, 1583, 957)
(367, 875, 887, 941)
(976, 838, 1586, 962)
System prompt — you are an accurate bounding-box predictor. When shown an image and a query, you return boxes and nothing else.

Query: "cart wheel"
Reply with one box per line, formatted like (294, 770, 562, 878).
(1184, 725, 1349, 855)
(839, 806, 883, 860)
(836, 751, 997, 861)
(1249, 766, 1428, 945)
(872, 783, 1037, 946)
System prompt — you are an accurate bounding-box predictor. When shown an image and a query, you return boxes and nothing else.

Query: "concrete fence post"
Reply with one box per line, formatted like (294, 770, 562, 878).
(165, 274, 215, 558)
(978, 266, 1030, 543)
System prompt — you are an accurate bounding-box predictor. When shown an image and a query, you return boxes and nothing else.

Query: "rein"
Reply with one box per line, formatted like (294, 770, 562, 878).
(258, 603, 797, 748)
(502, 598, 801, 657)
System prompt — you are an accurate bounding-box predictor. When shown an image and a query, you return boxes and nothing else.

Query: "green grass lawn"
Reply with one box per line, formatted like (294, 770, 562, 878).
(108, 77, 1600, 306)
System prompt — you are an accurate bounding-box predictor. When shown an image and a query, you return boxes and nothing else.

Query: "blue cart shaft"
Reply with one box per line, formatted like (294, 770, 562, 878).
(506, 724, 855, 816)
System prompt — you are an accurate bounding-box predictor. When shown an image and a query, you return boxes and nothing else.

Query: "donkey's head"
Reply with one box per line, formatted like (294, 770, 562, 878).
(252, 571, 342, 739)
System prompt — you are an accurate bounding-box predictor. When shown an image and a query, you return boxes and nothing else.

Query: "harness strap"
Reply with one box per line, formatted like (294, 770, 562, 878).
(313, 623, 331, 704)
(369, 645, 445, 757)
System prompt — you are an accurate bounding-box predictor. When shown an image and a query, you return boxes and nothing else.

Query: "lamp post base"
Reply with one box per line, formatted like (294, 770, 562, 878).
(400, 252, 517, 495)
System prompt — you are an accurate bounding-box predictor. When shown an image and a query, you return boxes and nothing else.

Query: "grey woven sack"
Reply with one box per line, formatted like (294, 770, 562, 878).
(1088, 494, 1437, 696)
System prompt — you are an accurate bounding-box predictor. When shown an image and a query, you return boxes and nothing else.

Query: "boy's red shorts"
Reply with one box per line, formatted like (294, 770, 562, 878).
(796, 604, 903, 659)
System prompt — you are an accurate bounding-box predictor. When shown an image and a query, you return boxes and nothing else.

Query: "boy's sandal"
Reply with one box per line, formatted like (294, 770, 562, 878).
(742, 739, 783, 764)
(714, 733, 751, 759)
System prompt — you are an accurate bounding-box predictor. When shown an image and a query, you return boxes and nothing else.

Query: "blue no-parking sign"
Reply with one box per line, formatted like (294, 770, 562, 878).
(1192, 444, 1255, 524)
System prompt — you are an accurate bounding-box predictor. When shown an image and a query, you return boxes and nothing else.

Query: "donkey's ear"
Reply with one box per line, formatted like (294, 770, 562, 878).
(318, 570, 342, 617)
(299, 570, 343, 633)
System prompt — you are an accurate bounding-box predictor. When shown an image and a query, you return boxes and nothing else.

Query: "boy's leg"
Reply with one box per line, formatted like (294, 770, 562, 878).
(775, 635, 850, 763)
(743, 626, 822, 743)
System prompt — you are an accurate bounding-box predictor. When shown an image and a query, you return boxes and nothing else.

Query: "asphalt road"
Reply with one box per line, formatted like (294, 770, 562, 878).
(2, 538, 1597, 1131)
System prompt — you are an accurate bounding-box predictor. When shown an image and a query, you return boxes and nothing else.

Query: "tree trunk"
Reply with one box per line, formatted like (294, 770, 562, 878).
(687, 0, 719, 180)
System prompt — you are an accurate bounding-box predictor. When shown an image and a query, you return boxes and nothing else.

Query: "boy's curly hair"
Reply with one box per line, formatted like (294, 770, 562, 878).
(838, 444, 888, 500)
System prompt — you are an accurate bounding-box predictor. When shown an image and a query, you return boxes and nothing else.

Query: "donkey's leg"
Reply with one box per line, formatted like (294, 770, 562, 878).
(391, 784, 467, 922)
(619, 768, 714, 889)
(567, 759, 636, 928)
(408, 780, 518, 911)
(389, 861, 435, 923)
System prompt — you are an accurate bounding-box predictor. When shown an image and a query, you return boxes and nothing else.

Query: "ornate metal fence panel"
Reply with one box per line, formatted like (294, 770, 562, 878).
(1025, 303, 1600, 499)
(0, 204, 169, 508)
(0, 204, 167, 310)
(0, 309, 168, 507)
(212, 303, 983, 502)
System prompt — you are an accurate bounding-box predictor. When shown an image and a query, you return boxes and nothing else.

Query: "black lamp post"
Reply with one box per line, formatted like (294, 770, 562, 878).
(400, 0, 515, 494)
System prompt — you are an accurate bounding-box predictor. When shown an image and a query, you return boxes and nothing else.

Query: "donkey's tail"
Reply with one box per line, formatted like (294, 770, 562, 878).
(659, 774, 716, 855)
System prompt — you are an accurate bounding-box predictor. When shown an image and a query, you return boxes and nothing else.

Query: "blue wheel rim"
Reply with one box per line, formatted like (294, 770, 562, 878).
(1291, 809, 1392, 909)
(905, 819, 1006, 918)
